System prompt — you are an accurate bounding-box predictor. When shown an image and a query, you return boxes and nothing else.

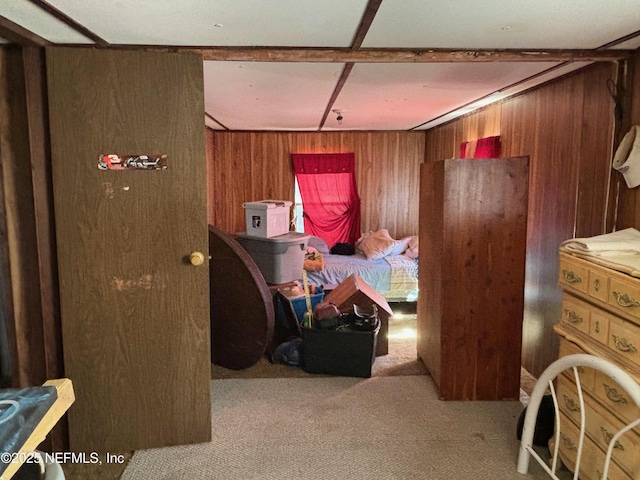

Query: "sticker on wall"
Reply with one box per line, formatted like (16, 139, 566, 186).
(98, 154, 168, 171)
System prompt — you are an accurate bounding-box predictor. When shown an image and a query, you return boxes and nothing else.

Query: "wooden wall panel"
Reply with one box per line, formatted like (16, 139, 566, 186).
(461, 103, 502, 146)
(207, 131, 424, 240)
(424, 62, 617, 376)
(424, 121, 460, 163)
(505, 76, 586, 376)
(616, 54, 640, 229)
(0, 46, 47, 387)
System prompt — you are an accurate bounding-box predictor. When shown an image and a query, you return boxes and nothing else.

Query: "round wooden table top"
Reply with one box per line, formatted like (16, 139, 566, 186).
(208, 226, 274, 370)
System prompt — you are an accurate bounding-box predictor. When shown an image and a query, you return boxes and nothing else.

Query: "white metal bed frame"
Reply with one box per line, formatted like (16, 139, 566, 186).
(517, 353, 640, 479)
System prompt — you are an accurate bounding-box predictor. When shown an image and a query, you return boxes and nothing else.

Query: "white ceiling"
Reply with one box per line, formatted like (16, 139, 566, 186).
(2, 0, 640, 131)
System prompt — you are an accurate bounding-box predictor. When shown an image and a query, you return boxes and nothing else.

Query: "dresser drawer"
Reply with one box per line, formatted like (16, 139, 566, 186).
(592, 370, 640, 427)
(608, 277, 640, 323)
(560, 252, 640, 328)
(559, 254, 589, 294)
(589, 263, 611, 303)
(589, 308, 611, 346)
(561, 293, 591, 335)
(557, 376, 640, 477)
(558, 338, 596, 390)
(608, 317, 640, 369)
(561, 293, 640, 367)
(555, 412, 632, 480)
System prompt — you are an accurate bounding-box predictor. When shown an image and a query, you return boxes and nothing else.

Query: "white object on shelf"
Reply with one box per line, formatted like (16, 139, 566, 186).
(242, 200, 292, 238)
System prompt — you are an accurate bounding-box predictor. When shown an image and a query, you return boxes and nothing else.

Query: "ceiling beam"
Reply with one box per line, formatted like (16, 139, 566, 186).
(0, 15, 49, 47)
(319, 63, 354, 130)
(318, 0, 383, 130)
(351, 0, 383, 48)
(191, 47, 633, 63)
(27, 0, 108, 45)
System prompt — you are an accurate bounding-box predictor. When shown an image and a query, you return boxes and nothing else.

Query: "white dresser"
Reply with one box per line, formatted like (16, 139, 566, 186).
(554, 250, 640, 480)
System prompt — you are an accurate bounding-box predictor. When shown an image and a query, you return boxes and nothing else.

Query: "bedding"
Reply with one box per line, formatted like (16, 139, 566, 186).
(357, 229, 405, 260)
(305, 251, 418, 302)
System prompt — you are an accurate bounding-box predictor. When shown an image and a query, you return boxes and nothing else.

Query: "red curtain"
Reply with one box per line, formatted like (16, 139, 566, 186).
(460, 135, 501, 158)
(291, 153, 361, 248)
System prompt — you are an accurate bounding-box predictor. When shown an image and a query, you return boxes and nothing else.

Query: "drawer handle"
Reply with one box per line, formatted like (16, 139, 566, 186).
(562, 394, 581, 412)
(613, 291, 640, 308)
(559, 433, 577, 451)
(603, 383, 628, 405)
(611, 335, 638, 354)
(562, 270, 582, 284)
(564, 309, 583, 324)
(595, 320, 600, 333)
(594, 278, 601, 291)
(600, 427, 624, 451)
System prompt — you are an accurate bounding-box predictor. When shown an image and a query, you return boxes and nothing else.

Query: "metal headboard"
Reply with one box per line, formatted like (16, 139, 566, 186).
(517, 353, 640, 479)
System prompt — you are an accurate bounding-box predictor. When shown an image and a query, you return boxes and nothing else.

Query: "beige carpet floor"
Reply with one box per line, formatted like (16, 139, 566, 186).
(62, 313, 548, 480)
(120, 375, 556, 480)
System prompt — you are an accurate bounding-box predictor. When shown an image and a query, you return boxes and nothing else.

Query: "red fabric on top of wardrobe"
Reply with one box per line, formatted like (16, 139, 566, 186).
(460, 135, 501, 158)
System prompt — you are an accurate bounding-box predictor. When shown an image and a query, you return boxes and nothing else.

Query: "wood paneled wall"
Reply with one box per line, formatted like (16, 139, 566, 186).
(425, 62, 618, 376)
(0, 45, 65, 450)
(615, 54, 640, 229)
(207, 131, 425, 240)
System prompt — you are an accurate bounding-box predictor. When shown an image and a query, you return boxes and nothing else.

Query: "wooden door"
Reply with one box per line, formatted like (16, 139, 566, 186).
(46, 48, 211, 451)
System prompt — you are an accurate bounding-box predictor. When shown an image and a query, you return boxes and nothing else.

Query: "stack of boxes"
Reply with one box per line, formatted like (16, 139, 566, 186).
(237, 200, 384, 378)
(236, 200, 309, 285)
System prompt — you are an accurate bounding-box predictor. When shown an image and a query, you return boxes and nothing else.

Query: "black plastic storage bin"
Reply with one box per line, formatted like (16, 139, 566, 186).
(301, 323, 379, 378)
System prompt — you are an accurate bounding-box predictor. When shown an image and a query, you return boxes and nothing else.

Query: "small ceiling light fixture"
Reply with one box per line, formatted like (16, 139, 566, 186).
(332, 109, 343, 125)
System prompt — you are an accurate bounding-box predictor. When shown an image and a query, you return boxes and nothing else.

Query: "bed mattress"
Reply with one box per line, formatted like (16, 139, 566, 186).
(305, 252, 418, 302)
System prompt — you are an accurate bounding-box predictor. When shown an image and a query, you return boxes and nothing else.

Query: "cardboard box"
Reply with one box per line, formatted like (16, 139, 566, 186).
(324, 274, 393, 356)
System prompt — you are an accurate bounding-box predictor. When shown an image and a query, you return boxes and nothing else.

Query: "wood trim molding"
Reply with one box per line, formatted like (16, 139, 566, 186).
(191, 47, 634, 63)
(27, 0, 107, 46)
(49, 45, 636, 63)
(0, 15, 49, 47)
(319, 63, 354, 130)
(351, 0, 383, 48)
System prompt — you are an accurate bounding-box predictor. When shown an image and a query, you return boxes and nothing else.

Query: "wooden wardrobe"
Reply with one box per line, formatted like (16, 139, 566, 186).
(417, 157, 529, 401)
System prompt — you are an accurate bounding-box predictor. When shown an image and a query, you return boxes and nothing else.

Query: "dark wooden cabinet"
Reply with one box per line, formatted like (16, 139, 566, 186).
(417, 157, 529, 400)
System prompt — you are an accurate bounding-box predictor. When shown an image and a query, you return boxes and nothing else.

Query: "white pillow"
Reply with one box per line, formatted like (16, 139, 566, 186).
(387, 236, 412, 256)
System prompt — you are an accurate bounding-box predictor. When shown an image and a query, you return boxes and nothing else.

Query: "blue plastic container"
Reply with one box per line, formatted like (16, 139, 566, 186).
(290, 293, 324, 324)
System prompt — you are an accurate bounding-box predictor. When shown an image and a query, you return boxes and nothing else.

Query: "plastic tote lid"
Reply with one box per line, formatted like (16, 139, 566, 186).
(242, 200, 293, 210)
(613, 125, 640, 188)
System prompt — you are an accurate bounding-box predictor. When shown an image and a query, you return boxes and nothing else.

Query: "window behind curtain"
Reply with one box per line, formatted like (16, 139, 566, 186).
(293, 179, 304, 232)
(291, 153, 361, 248)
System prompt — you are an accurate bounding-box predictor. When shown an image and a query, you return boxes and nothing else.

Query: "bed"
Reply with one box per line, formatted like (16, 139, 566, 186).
(304, 230, 419, 302)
